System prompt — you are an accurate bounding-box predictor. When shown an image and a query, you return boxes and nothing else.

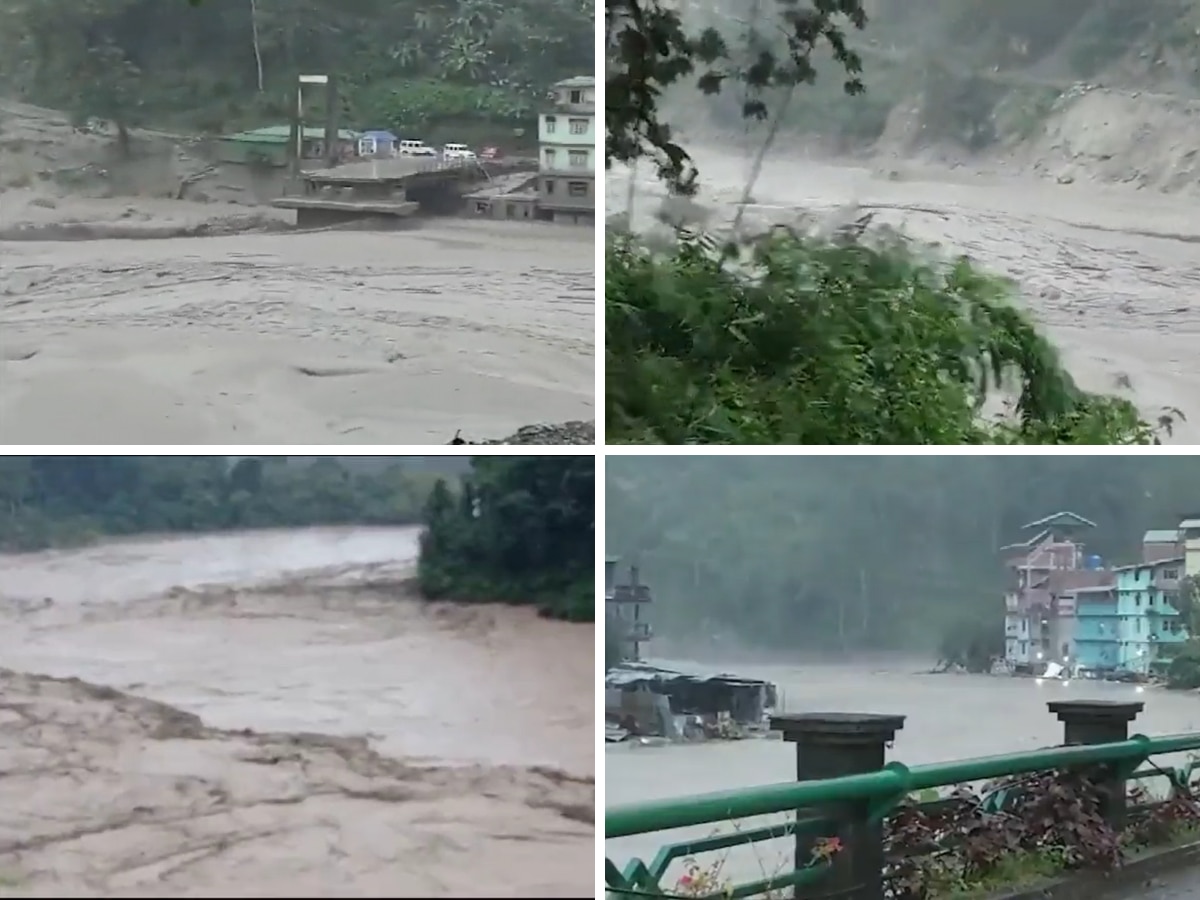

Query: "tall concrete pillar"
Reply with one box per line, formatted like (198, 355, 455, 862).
(1047, 699, 1144, 827)
(770, 712, 906, 900)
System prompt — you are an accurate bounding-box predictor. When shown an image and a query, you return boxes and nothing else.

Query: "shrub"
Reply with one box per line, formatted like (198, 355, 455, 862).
(606, 227, 1173, 445)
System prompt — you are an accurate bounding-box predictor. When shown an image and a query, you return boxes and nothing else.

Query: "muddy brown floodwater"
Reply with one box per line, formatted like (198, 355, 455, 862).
(0, 219, 594, 444)
(0, 527, 595, 897)
(610, 151, 1200, 442)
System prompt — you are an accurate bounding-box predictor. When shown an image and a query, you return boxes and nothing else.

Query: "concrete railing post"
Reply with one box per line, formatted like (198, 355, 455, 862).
(1047, 699, 1144, 827)
(770, 712, 906, 900)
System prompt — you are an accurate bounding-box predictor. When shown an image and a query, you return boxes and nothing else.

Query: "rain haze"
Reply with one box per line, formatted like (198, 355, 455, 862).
(608, 0, 1200, 441)
(605, 456, 1200, 883)
(0, 455, 594, 897)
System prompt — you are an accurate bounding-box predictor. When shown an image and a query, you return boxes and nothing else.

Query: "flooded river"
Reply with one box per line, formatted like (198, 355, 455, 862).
(610, 151, 1200, 441)
(606, 658, 1200, 880)
(0, 527, 594, 897)
(0, 220, 594, 444)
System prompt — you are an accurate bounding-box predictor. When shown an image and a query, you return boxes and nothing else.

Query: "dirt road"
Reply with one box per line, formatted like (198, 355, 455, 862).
(610, 151, 1200, 442)
(0, 528, 594, 897)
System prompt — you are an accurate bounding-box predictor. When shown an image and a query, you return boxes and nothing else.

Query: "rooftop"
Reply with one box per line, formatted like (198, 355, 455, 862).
(222, 125, 359, 144)
(1020, 511, 1098, 531)
(554, 75, 595, 88)
(1113, 556, 1185, 573)
(1144, 529, 1181, 544)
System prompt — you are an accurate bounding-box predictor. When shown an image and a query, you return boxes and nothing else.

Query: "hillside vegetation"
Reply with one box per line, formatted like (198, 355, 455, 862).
(0, 456, 458, 550)
(417, 456, 594, 621)
(0, 0, 592, 140)
(681, 0, 1200, 152)
(607, 456, 1200, 653)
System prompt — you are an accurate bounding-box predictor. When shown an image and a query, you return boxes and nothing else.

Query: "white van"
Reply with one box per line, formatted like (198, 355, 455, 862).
(398, 139, 436, 157)
(442, 143, 477, 162)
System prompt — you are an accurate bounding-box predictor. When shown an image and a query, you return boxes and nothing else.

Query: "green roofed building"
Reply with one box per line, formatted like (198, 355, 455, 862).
(217, 125, 360, 167)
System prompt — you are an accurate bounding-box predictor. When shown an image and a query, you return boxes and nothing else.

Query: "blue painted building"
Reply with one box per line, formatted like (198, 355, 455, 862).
(1069, 585, 1121, 670)
(1111, 557, 1187, 673)
(358, 129, 399, 157)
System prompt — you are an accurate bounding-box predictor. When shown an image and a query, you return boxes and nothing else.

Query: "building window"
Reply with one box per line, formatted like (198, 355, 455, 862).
(545, 116, 556, 134)
(570, 89, 583, 104)
(544, 178, 555, 194)
(569, 118, 589, 135)
(1164, 568, 1180, 579)
(568, 150, 588, 168)
(474, 201, 488, 213)
(544, 148, 557, 167)
(567, 181, 588, 198)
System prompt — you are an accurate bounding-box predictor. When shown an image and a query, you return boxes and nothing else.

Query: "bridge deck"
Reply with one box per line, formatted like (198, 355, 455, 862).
(271, 197, 418, 217)
(303, 157, 538, 186)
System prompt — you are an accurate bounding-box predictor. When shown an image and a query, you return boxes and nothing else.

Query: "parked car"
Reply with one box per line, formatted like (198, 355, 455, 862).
(479, 146, 502, 160)
(398, 139, 436, 157)
(441, 143, 477, 162)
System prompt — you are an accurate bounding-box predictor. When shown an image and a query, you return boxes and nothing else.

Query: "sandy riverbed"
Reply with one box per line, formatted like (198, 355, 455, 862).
(0, 529, 595, 897)
(0, 204, 594, 444)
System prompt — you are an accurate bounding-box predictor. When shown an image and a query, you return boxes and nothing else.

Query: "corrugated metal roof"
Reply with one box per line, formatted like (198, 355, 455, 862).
(604, 660, 772, 688)
(1112, 556, 1184, 573)
(1144, 529, 1180, 544)
(555, 75, 594, 88)
(1020, 511, 1097, 530)
(222, 125, 359, 144)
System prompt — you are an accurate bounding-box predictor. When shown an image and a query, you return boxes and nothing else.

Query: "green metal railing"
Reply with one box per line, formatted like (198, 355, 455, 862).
(606, 715, 1200, 900)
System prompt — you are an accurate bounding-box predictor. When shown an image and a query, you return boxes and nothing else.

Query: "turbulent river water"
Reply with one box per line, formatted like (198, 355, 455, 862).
(606, 657, 1200, 883)
(610, 150, 1200, 442)
(0, 527, 594, 897)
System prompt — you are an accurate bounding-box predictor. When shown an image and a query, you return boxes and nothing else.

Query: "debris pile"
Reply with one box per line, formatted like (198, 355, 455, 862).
(449, 420, 595, 445)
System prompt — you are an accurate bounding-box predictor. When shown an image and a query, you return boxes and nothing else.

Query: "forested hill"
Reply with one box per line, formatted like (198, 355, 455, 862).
(0, 455, 594, 623)
(607, 457, 1200, 654)
(0, 0, 593, 135)
(0, 456, 464, 550)
(419, 456, 594, 621)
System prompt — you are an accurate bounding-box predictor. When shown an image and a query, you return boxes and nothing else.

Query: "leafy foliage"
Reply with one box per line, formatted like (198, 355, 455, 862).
(0, 0, 591, 137)
(606, 0, 868, 193)
(884, 767, 1200, 898)
(417, 456, 594, 621)
(606, 3, 1179, 446)
(606, 456, 1200, 653)
(0, 456, 467, 551)
(606, 230, 1171, 444)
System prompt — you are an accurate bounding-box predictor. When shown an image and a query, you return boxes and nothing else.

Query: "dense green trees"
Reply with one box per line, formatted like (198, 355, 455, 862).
(418, 456, 594, 621)
(0, 456, 466, 551)
(607, 457, 1200, 653)
(0, 0, 591, 138)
